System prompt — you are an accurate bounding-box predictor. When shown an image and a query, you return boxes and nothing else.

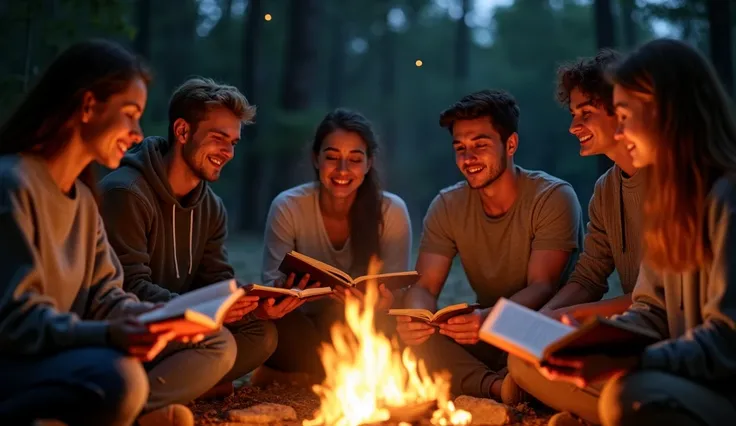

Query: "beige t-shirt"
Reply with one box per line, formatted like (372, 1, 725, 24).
(419, 166, 584, 307)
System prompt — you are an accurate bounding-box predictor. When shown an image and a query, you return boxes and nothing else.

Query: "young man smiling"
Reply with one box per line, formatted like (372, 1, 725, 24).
(99, 78, 300, 396)
(504, 50, 647, 426)
(396, 89, 584, 400)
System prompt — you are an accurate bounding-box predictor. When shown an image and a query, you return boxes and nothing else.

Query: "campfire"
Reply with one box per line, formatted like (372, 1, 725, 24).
(304, 258, 472, 426)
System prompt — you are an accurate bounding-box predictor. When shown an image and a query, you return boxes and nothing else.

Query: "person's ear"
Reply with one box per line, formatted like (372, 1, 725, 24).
(80, 91, 97, 124)
(172, 118, 190, 145)
(505, 133, 519, 156)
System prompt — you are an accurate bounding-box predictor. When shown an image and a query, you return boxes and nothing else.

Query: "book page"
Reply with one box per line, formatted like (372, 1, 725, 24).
(290, 251, 353, 283)
(138, 279, 239, 324)
(479, 298, 574, 361)
(354, 271, 418, 284)
(294, 287, 333, 298)
(433, 303, 470, 321)
(387, 309, 433, 322)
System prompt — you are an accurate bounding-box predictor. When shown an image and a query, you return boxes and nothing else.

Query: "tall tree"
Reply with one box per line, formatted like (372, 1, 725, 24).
(238, 0, 263, 231)
(706, 0, 733, 95)
(594, 0, 615, 175)
(454, 0, 470, 93)
(327, 1, 345, 108)
(619, 0, 637, 50)
(134, 0, 151, 59)
(379, 1, 398, 172)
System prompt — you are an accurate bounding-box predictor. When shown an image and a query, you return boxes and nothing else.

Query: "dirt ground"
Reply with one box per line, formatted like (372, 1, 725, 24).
(189, 380, 554, 425)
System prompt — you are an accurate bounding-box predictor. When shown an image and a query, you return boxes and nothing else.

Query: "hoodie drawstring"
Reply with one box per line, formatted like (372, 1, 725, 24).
(171, 205, 194, 279)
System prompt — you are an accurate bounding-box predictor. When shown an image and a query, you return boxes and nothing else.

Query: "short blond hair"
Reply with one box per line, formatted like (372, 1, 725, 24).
(167, 77, 255, 141)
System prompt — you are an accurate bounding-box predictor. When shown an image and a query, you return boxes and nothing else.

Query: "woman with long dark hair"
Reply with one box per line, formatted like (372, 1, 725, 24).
(256, 108, 412, 382)
(541, 38, 736, 426)
(0, 39, 236, 426)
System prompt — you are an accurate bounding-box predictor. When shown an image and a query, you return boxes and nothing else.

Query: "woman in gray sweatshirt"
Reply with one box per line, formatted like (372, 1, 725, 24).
(541, 39, 736, 426)
(0, 40, 235, 426)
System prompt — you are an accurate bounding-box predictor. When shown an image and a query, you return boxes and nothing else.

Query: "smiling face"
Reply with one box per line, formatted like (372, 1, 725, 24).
(568, 87, 618, 157)
(613, 84, 657, 167)
(452, 117, 514, 189)
(313, 129, 372, 199)
(180, 106, 241, 182)
(80, 77, 147, 169)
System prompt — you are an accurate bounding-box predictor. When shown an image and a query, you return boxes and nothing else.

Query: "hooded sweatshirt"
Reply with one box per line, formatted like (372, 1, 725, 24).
(613, 176, 736, 392)
(0, 154, 146, 355)
(99, 136, 234, 303)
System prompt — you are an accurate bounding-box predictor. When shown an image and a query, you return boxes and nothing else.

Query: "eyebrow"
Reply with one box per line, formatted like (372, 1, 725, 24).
(122, 101, 143, 113)
(452, 134, 492, 144)
(322, 147, 366, 155)
(570, 100, 595, 111)
(209, 129, 240, 142)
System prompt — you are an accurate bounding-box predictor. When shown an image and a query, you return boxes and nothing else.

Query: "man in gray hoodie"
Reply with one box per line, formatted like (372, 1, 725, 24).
(100, 78, 280, 393)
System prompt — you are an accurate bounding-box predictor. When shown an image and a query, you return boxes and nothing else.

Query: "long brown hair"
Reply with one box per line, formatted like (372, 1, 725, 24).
(610, 39, 736, 272)
(0, 39, 150, 197)
(312, 109, 383, 275)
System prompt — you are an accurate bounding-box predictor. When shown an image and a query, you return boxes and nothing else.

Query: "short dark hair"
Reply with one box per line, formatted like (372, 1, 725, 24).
(167, 77, 255, 143)
(439, 89, 520, 143)
(556, 48, 622, 114)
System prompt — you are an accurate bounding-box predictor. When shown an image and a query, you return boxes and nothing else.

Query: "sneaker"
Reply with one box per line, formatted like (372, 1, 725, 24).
(137, 404, 194, 426)
(548, 412, 585, 426)
(500, 374, 530, 405)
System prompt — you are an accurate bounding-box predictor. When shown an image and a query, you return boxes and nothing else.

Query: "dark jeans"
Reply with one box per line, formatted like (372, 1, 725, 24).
(221, 316, 278, 382)
(410, 333, 508, 398)
(0, 327, 237, 425)
(264, 301, 396, 379)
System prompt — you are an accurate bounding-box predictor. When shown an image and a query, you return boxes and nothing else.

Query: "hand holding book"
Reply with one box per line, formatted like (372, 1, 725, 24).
(224, 295, 260, 324)
(253, 273, 327, 320)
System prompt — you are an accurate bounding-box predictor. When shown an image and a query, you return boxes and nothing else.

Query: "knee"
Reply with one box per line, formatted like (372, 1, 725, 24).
(260, 320, 279, 359)
(203, 327, 238, 375)
(97, 353, 149, 424)
(599, 372, 666, 426)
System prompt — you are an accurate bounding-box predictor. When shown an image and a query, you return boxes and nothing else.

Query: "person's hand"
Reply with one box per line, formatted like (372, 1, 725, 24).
(396, 316, 435, 346)
(540, 353, 639, 388)
(223, 295, 260, 324)
(438, 309, 483, 345)
(254, 273, 318, 320)
(108, 317, 176, 361)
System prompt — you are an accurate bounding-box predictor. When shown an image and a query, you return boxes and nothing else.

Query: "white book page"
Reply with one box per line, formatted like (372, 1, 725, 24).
(138, 279, 238, 324)
(290, 251, 353, 283)
(480, 298, 574, 360)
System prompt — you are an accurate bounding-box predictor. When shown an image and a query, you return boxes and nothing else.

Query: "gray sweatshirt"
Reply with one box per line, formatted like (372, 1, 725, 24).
(614, 176, 736, 385)
(0, 154, 145, 355)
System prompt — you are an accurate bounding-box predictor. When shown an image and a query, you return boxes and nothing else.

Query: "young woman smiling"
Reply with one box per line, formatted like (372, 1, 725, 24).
(258, 108, 412, 382)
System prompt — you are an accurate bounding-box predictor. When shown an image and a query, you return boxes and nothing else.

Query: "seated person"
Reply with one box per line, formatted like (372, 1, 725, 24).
(540, 38, 736, 426)
(397, 90, 584, 400)
(504, 50, 647, 421)
(0, 40, 235, 426)
(257, 108, 412, 383)
(99, 77, 278, 393)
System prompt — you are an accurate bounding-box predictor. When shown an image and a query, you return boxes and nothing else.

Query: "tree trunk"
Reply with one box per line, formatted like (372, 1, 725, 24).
(237, 0, 264, 232)
(379, 4, 397, 174)
(135, 0, 151, 59)
(619, 0, 636, 50)
(594, 0, 615, 175)
(454, 0, 470, 92)
(706, 0, 733, 96)
(327, 10, 345, 109)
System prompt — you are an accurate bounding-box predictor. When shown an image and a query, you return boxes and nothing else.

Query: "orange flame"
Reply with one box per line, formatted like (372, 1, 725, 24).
(304, 257, 471, 426)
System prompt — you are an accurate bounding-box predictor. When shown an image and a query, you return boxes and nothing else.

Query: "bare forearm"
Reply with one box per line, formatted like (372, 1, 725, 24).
(564, 293, 632, 319)
(403, 285, 438, 311)
(541, 282, 595, 312)
(508, 283, 556, 311)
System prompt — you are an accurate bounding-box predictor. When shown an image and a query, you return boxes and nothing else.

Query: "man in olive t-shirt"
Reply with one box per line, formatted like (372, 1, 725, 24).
(397, 90, 584, 400)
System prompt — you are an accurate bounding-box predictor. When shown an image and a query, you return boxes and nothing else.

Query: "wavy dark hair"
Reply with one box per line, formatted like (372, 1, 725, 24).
(556, 48, 622, 113)
(610, 38, 736, 272)
(439, 89, 520, 144)
(0, 39, 150, 198)
(312, 108, 383, 274)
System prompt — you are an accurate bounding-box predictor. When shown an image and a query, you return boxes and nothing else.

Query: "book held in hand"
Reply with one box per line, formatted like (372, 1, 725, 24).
(278, 250, 420, 292)
(478, 298, 660, 366)
(243, 283, 333, 301)
(388, 303, 481, 326)
(137, 279, 246, 335)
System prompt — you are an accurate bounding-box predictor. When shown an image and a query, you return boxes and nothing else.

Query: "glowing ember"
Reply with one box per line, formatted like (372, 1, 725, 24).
(304, 257, 472, 426)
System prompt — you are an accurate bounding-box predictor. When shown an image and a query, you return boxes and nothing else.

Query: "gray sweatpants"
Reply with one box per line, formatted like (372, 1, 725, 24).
(508, 354, 736, 425)
(221, 315, 278, 382)
(0, 327, 236, 425)
(410, 333, 508, 398)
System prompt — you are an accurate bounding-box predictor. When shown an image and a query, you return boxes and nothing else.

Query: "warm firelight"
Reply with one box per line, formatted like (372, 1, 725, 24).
(304, 257, 472, 426)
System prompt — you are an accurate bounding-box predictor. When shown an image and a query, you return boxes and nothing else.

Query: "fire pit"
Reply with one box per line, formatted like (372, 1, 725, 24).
(303, 258, 472, 426)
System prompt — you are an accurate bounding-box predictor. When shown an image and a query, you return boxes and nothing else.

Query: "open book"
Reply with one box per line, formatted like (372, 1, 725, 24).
(278, 250, 420, 292)
(479, 298, 660, 366)
(243, 283, 333, 301)
(388, 303, 481, 326)
(137, 279, 245, 334)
